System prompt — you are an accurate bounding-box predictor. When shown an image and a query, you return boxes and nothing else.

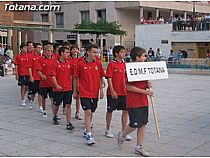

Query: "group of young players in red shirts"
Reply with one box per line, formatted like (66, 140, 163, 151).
(14, 41, 153, 156)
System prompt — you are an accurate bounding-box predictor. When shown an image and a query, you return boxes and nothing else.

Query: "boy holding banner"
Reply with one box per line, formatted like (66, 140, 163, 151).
(118, 47, 153, 157)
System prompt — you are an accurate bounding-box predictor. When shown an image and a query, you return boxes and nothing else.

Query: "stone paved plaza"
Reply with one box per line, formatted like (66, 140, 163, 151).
(0, 73, 210, 156)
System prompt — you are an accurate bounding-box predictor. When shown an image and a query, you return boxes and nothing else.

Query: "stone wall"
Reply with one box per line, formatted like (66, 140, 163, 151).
(172, 42, 197, 58)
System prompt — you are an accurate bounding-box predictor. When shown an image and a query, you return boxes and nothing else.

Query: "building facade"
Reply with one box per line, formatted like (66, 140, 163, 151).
(33, 1, 210, 51)
(0, 1, 51, 56)
(135, 24, 210, 58)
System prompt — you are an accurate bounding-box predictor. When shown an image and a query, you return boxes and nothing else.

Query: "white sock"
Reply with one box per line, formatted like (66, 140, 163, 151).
(87, 132, 91, 136)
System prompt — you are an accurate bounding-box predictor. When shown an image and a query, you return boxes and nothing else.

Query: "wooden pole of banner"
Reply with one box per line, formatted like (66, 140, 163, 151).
(149, 88, 160, 139)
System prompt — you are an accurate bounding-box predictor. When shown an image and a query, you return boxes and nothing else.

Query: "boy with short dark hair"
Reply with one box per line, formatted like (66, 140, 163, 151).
(73, 44, 105, 145)
(118, 47, 153, 157)
(27, 43, 42, 110)
(105, 45, 132, 140)
(70, 45, 83, 120)
(14, 43, 29, 106)
(50, 47, 75, 130)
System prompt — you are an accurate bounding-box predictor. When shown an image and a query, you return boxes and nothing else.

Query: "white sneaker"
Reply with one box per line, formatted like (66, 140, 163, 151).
(38, 106, 43, 113)
(21, 100, 26, 107)
(135, 145, 150, 157)
(43, 112, 47, 118)
(75, 112, 83, 120)
(125, 134, 133, 141)
(29, 101, 33, 109)
(86, 134, 95, 145)
(117, 132, 125, 148)
(105, 128, 114, 138)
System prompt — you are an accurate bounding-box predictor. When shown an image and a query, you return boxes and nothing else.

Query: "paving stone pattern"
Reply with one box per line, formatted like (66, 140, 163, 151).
(0, 74, 210, 156)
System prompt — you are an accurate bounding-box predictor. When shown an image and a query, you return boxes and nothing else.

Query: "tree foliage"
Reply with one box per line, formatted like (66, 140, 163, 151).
(74, 20, 127, 36)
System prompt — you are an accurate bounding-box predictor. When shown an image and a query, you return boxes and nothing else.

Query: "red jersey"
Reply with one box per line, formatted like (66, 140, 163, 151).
(27, 53, 42, 80)
(52, 53, 60, 60)
(126, 81, 148, 108)
(74, 59, 105, 98)
(37, 55, 56, 88)
(14, 53, 29, 76)
(27, 51, 34, 56)
(70, 57, 79, 72)
(71, 57, 79, 66)
(106, 60, 127, 95)
(50, 60, 74, 92)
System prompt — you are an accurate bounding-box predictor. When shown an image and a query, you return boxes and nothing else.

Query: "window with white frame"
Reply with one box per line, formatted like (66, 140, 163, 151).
(41, 14, 48, 22)
(97, 9, 106, 21)
(81, 10, 90, 23)
(55, 12, 64, 28)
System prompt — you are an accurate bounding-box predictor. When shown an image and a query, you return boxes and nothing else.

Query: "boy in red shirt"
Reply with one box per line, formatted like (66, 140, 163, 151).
(37, 45, 55, 117)
(27, 43, 42, 110)
(53, 43, 60, 59)
(14, 43, 29, 106)
(105, 45, 132, 140)
(70, 45, 83, 120)
(118, 47, 153, 157)
(50, 47, 75, 130)
(27, 41, 34, 55)
(73, 44, 105, 145)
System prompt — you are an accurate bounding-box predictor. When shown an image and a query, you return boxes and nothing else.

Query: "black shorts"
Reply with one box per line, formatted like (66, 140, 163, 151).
(18, 75, 29, 86)
(28, 80, 40, 95)
(39, 87, 53, 99)
(53, 91, 73, 107)
(107, 95, 126, 112)
(80, 98, 98, 112)
(127, 106, 148, 128)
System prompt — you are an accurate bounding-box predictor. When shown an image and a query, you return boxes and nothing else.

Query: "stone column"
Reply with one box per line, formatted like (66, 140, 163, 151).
(76, 32, 80, 49)
(170, 10, 174, 17)
(156, 8, 160, 19)
(100, 34, 103, 52)
(24, 31, 28, 43)
(18, 30, 21, 52)
(48, 1, 53, 43)
(139, 6, 144, 19)
(184, 11, 187, 20)
(7, 29, 12, 46)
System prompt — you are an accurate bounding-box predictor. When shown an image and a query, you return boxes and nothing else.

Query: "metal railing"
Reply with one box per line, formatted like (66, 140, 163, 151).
(166, 58, 210, 70)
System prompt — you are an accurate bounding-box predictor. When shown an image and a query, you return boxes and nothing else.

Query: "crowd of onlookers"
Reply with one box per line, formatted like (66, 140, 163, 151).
(140, 13, 210, 31)
(0, 43, 15, 76)
(146, 47, 185, 65)
(146, 47, 210, 68)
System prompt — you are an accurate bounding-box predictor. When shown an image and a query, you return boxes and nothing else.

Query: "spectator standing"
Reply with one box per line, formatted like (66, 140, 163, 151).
(125, 48, 131, 62)
(147, 47, 155, 61)
(205, 49, 210, 68)
(5, 46, 14, 60)
(107, 46, 113, 62)
(176, 50, 183, 65)
(159, 16, 164, 24)
(168, 49, 175, 64)
(0, 43, 5, 56)
(155, 48, 162, 61)
(140, 17, 147, 24)
(4, 56, 12, 75)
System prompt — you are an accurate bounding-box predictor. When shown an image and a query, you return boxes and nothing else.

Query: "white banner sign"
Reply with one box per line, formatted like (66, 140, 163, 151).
(126, 61, 168, 82)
